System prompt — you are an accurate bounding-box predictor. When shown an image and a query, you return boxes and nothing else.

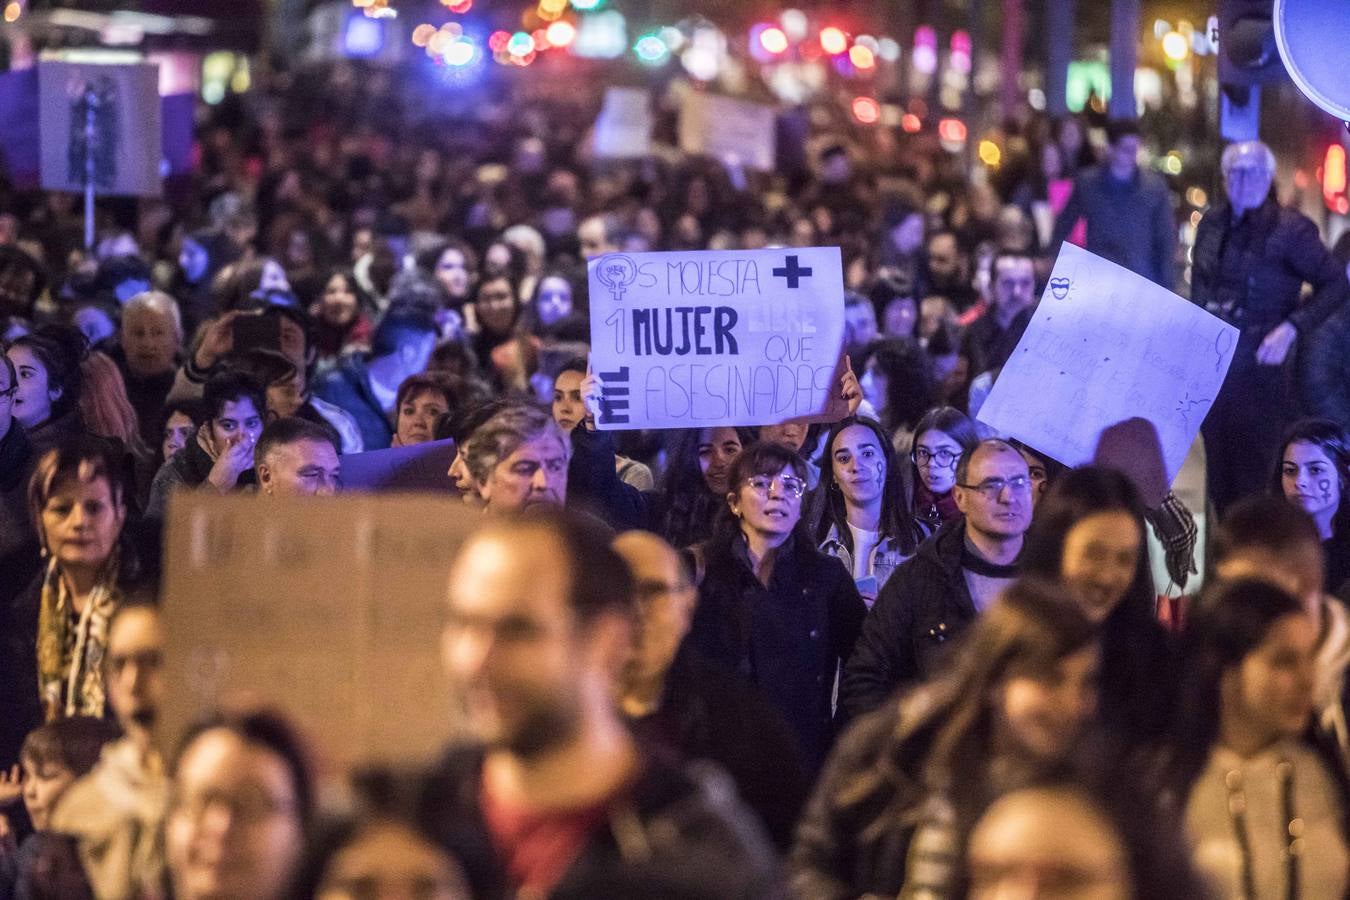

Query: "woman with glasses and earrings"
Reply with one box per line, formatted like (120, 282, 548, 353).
(1168, 578, 1350, 900)
(816, 416, 929, 607)
(685, 441, 866, 773)
(908, 406, 981, 531)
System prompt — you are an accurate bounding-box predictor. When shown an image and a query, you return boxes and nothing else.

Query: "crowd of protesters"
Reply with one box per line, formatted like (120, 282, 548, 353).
(0, 56, 1349, 898)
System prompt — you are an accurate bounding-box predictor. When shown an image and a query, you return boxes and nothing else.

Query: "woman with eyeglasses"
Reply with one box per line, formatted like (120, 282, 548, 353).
(816, 416, 929, 607)
(909, 406, 981, 531)
(686, 441, 866, 773)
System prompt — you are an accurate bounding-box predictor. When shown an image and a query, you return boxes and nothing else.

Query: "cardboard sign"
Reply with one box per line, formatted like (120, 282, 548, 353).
(340, 438, 459, 493)
(39, 61, 162, 198)
(678, 93, 777, 171)
(977, 243, 1239, 485)
(587, 247, 849, 430)
(593, 87, 652, 159)
(159, 493, 476, 774)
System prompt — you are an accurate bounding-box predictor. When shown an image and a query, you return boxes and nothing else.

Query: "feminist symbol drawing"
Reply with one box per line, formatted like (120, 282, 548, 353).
(596, 254, 638, 302)
(1049, 276, 1071, 300)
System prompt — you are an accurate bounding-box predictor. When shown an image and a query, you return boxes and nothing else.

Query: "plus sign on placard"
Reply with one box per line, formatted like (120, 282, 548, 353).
(772, 254, 813, 289)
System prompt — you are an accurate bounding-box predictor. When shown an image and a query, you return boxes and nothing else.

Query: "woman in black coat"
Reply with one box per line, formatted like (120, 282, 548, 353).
(684, 440, 866, 773)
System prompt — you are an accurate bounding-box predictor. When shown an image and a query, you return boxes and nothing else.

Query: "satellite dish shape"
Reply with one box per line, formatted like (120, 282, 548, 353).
(1274, 0, 1350, 122)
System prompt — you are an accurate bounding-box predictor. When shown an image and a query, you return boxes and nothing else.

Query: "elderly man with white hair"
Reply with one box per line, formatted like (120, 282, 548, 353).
(1192, 139, 1350, 513)
(114, 290, 183, 450)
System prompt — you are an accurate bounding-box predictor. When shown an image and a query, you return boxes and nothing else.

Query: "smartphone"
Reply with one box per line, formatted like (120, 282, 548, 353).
(232, 313, 282, 353)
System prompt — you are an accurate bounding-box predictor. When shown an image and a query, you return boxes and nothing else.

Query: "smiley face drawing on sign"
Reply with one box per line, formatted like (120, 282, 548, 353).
(597, 254, 638, 302)
(1049, 276, 1071, 300)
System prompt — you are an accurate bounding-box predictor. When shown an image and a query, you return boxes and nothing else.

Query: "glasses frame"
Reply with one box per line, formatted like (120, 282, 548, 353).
(956, 475, 1033, 499)
(741, 473, 807, 499)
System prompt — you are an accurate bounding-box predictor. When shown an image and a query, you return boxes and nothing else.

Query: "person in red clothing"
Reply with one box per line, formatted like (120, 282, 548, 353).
(418, 509, 781, 899)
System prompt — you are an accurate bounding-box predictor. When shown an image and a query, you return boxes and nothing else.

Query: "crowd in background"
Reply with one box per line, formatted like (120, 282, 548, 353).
(1, 58, 1350, 898)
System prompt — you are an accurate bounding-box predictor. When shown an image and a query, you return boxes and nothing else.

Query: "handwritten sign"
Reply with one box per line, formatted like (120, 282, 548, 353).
(341, 438, 459, 493)
(39, 61, 162, 197)
(678, 93, 777, 171)
(587, 247, 848, 430)
(977, 243, 1238, 484)
(159, 493, 476, 774)
(593, 87, 652, 159)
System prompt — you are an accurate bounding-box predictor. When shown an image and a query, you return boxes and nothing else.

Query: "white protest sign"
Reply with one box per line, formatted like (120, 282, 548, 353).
(587, 247, 849, 430)
(977, 243, 1239, 483)
(593, 87, 653, 159)
(39, 61, 162, 197)
(678, 92, 777, 171)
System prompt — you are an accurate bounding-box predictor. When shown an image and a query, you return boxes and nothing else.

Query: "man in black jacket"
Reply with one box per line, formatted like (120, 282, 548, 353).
(1192, 140, 1348, 513)
(419, 510, 781, 899)
(840, 439, 1031, 717)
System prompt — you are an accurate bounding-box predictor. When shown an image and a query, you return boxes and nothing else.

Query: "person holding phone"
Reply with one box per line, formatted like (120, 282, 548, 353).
(145, 370, 265, 519)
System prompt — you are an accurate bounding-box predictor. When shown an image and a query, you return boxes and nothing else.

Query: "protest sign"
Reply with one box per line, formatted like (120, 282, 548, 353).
(976, 243, 1239, 486)
(39, 61, 162, 198)
(587, 247, 849, 430)
(341, 438, 459, 493)
(159, 493, 476, 774)
(593, 87, 653, 159)
(678, 92, 777, 171)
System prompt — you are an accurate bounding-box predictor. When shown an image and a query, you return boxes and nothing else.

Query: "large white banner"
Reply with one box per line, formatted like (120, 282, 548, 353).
(39, 61, 162, 198)
(588, 247, 849, 430)
(977, 243, 1239, 484)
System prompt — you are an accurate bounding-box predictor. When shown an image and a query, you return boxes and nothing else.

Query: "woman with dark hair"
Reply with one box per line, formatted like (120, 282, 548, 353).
(908, 406, 981, 531)
(856, 338, 936, 438)
(518, 270, 582, 337)
(816, 416, 928, 606)
(1272, 418, 1350, 596)
(6, 324, 89, 456)
(791, 577, 1100, 897)
(1171, 579, 1349, 900)
(469, 275, 522, 388)
(166, 708, 315, 900)
(417, 239, 478, 311)
(145, 370, 266, 519)
(392, 372, 481, 448)
(155, 398, 206, 471)
(308, 270, 373, 364)
(1020, 466, 1176, 745)
(653, 426, 754, 550)
(687, 441, 866, 772)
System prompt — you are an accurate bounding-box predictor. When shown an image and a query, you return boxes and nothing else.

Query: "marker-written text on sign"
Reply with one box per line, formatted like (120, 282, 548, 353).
(587, 247, 847, 430)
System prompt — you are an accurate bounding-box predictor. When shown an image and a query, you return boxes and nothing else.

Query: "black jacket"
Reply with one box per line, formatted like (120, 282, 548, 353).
(687, 533, 865, 772)
(1050, 164, 1176, 289)
(631, 648, 811, 850)
(0, 423, 38, 771)
(1191, 196, 1346, 347)
(839, 520, 979, 718)
(1300, 298, 1350, 429)
(415, 746, 784, 900)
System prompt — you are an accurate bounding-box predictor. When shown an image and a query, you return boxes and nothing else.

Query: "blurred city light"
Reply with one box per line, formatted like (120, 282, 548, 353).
(545, 20, 576, 47)
(851, 96, 880, 123)
(849, 44, 875, 70)
(634, 33, 669, 65)
(1162, 31, 1189, 62)
(759, 26, 788, 55)
(913, 25, 938, 74)
(820, 27, 848, 56)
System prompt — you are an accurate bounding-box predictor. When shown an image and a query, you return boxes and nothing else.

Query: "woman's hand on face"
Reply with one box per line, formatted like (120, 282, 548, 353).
(0, 766, 21, 808)
(207, 434, 255, 492)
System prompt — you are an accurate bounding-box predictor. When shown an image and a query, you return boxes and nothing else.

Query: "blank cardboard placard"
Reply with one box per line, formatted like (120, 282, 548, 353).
(587, 247, 849, 430)
(977, 243, 1239, 485)
(678, 93, 777, 171)
(159, 493, 476, 775)
(340, 438, 459, 493)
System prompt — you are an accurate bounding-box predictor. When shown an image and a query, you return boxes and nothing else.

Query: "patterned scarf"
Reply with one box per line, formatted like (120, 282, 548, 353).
(35, 555, 120, 722)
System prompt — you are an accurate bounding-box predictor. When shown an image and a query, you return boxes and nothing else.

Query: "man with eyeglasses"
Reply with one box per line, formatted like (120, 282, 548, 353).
(841, 439, 1032, 717)
(48, 600, 169, 899)
(1193, 139, 1349, 514)
(614, 530, 810, 849)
